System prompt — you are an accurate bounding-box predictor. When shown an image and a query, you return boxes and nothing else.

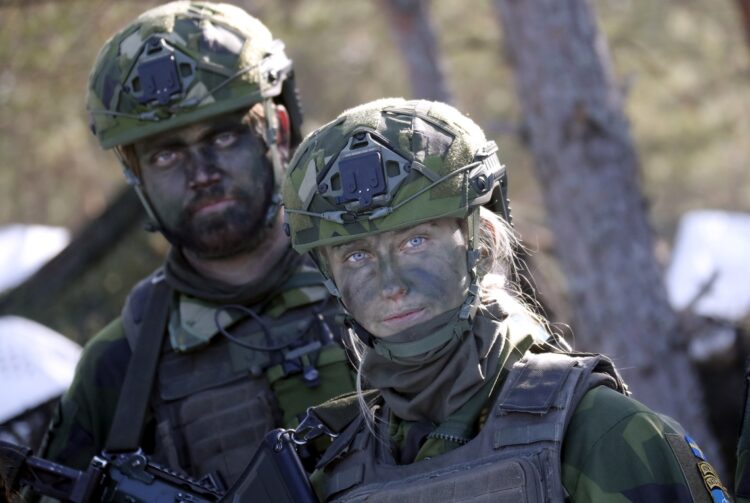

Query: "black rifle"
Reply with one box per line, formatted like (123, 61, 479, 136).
(0, 429, 318, 502)
(0, 442, 221, 502)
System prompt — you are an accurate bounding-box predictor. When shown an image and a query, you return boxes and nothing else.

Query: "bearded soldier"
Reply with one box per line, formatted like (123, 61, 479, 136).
(282, 98, 731, 502)
(40, 2, 353, 489)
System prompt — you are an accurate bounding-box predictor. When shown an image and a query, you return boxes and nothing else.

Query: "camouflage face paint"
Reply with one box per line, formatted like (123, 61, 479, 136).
(325, 218, 470, 338)
(135, 110, 274, 258)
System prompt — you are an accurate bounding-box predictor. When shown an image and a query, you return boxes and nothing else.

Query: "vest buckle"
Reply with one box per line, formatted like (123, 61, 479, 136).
(290, 408, 338, 445)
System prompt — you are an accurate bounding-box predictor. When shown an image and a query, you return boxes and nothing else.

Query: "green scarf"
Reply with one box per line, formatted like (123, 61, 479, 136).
(164, 246, 302, 305)
(387, 318, 538, 463)
(361, 302, 510, 424)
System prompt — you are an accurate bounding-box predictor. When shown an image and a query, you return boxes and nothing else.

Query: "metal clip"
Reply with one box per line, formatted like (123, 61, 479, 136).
(289, 409, 338, 446)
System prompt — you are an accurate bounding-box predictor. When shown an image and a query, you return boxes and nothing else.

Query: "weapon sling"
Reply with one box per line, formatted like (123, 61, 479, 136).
(105, 277, 172, 452)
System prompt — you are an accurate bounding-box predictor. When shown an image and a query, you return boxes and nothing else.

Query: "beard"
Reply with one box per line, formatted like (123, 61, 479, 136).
(169, 182, 274, 259)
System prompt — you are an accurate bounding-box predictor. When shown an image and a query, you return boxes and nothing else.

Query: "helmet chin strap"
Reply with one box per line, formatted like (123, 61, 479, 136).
(460, 207, 482, 321)
(115, 151, 163, 234)
(307, 251, 342, 299)
(262, 98, 284, 228)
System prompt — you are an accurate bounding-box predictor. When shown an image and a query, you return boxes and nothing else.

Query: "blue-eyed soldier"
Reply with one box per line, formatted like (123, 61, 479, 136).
(282, 98, 731, 502)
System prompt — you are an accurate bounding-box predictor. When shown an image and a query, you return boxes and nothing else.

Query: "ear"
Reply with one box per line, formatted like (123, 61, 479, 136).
(476, 245, 493, 278)
(275, 104, 291, 163)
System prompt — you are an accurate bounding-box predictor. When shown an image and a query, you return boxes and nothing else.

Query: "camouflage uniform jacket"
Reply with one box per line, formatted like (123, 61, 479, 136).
(310, 330, 729, 502)
(736, 364, 750, 503)
(41, 251, 354, 487)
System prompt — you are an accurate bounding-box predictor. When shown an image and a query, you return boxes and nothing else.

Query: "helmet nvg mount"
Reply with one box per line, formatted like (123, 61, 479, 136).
(283, 98, 509, 321)
(87, 1, 303, 230)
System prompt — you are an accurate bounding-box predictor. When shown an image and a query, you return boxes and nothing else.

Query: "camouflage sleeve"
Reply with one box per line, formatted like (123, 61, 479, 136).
(39, 319, 131, 470)
(562, 386, 730, 503)
(736, 365, 750, 503)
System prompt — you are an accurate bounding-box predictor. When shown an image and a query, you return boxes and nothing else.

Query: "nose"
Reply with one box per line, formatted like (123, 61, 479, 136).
(188, 148, 222, 190)
(379, 259, 408, 302)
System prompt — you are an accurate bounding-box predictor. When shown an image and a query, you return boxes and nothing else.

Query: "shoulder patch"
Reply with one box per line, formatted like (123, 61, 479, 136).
(666, 433, 730, 503)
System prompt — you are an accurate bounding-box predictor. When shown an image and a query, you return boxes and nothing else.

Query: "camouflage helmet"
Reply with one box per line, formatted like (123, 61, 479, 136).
(282, 98, 509, 255)
(87, 1, 303, 150)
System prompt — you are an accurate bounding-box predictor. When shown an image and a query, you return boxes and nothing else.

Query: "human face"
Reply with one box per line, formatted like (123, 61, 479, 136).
(324, 219, 470, 338)
(134, 110, 274, 258)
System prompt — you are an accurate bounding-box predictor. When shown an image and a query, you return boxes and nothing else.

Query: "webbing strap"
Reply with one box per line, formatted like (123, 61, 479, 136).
(279, 271, 325, 291)
(497, 353, 577, 414)
(310, 389, 380, 434)
(105, 277, 173, 452)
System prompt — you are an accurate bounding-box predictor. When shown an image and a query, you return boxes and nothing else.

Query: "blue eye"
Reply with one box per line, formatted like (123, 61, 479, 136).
(153, 150, 179, 168)
(405, 236, 425, 248)
(213, 131, 238, 148)
(346, 251, 367, 263)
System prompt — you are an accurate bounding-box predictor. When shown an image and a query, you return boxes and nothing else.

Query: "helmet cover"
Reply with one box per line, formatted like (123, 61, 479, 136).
(87, 1, 301, 149)
(283, 98, 508, 254)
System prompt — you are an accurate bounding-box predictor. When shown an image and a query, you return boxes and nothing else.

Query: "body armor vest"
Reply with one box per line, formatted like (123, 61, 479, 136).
(120, 267, 350, 488)
(317, 351, 626, 502)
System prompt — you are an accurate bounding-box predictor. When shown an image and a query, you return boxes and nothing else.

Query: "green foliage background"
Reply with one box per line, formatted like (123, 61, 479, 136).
(1, 0, 749, 342)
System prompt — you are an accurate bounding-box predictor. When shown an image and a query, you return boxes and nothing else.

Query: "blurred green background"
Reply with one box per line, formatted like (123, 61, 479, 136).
(1, 0, 749, 343)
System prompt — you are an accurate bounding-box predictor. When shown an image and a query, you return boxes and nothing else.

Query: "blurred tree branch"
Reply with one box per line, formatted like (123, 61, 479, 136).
(0, 186, 144, 315)
(377, 0, 452, 102)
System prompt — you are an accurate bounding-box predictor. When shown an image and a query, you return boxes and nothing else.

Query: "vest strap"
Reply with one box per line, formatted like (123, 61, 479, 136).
(279, 270, 326, 291)
(311, 389, 380, 434)
(315, 413, 368, 470)
(496, 353, 577, 414)
(494, 423, 563, 448)
(121, 268, 165, 350)
(105, 277, 172, 452)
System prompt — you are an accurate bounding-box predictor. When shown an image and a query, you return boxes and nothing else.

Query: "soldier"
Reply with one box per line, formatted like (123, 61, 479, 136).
(282, 98, 731, 502)
(41, 1, 354, 490)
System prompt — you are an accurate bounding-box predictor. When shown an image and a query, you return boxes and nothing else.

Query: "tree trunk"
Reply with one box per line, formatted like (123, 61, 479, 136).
(378, 0, 452, 102)
(736, 0, 750, 56)
(492, 0, 723, 470)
